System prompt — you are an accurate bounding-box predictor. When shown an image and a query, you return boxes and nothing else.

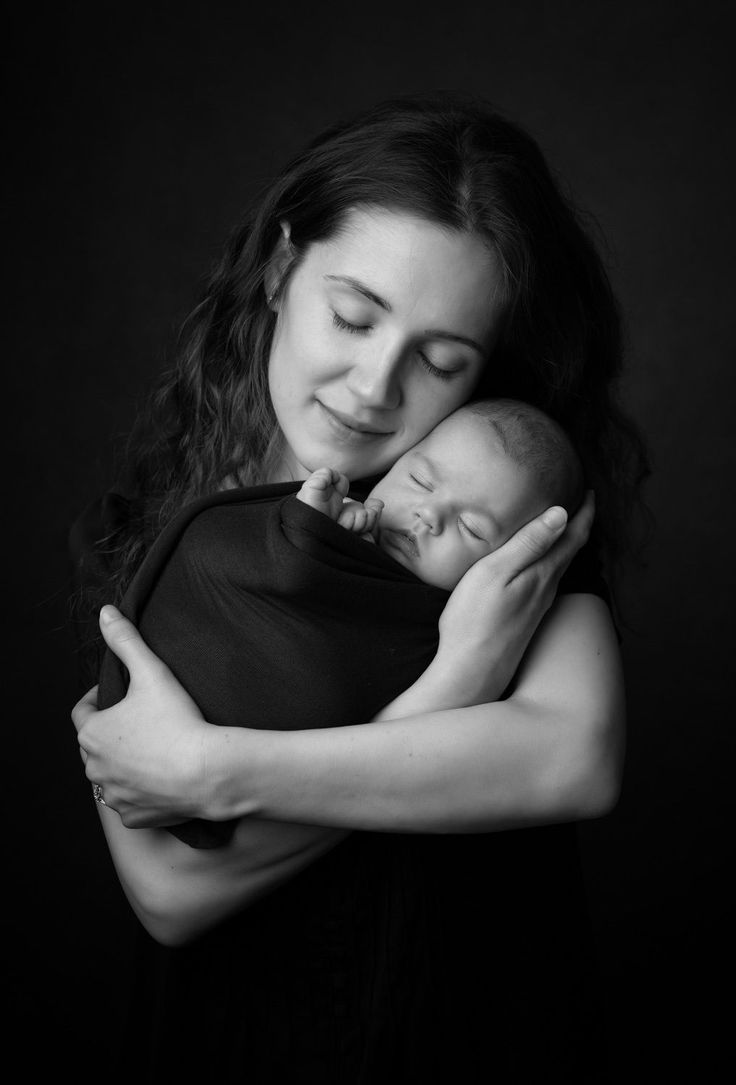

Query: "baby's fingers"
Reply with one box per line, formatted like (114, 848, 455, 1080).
(362, 499, 383, 537)
(305, 467, 347, 492)
(337, 503, 359, 530)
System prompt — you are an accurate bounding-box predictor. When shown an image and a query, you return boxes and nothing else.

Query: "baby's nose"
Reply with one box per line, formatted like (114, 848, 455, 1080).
(415, 504, 442, 534)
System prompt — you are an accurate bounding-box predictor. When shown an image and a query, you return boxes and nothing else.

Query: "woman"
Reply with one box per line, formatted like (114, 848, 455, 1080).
(72, 95, 644, 1082)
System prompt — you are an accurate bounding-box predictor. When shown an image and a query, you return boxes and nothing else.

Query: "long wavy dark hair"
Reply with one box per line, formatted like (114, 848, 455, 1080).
(92, 93, 648, 608)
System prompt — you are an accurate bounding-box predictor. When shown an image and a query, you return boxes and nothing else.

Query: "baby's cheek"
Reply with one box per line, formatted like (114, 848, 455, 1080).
(431, 546, 469, 592)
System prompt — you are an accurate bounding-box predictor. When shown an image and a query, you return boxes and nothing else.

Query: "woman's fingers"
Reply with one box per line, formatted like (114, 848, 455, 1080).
(543, 490, 595, 576)
(496, 506, 568, 583)
(537, 491, 595, 583)
(97, 605, 168, 688)
(71, 684, 99, 732)
(499, 491, 595, 585)
(71, 687, 97, 764)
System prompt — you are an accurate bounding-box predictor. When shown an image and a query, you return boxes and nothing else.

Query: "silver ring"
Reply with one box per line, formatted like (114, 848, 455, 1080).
(92, 783, 106, 806)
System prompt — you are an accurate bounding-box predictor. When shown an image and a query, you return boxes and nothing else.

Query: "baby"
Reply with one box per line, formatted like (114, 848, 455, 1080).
(297, 398, 583, 591)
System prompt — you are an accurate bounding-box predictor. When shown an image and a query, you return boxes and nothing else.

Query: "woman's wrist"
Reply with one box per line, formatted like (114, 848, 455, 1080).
(198, 724, 269, 821)
(428, 639, 510, 706)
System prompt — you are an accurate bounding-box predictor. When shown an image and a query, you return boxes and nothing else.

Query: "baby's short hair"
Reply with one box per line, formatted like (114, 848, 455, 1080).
(464, 398, 584, 514)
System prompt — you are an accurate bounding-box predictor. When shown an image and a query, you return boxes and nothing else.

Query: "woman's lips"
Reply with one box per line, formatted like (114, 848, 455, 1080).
(316, 400, 392, 441)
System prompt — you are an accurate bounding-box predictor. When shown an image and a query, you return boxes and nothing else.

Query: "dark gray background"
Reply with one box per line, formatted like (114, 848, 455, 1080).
(8, 2, 733, 1079)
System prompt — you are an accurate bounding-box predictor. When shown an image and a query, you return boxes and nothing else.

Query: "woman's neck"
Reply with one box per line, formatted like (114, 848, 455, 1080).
(268, 448, 309, 486)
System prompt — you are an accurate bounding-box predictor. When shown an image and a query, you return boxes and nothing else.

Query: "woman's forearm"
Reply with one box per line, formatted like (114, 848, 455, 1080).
(204, 594, 625, 832)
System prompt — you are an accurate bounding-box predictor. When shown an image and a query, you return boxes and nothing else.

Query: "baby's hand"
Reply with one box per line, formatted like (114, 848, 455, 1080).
(337, 498, 383, 542)
(297, 467, 351, 521)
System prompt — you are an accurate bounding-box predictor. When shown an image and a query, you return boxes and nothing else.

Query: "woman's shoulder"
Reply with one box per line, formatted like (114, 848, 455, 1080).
(557, 540, 608, 602)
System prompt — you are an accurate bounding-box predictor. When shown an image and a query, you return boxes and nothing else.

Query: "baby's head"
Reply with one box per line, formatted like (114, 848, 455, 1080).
(369, 399, 583, 590)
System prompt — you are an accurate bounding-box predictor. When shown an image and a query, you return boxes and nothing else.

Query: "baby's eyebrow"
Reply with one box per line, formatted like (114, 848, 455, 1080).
(413, 452, 435, 472)
(410, 452, 438, 482)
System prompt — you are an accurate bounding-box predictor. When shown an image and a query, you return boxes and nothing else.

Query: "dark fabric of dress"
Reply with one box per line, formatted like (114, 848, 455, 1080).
(70, 487, 613, 1085)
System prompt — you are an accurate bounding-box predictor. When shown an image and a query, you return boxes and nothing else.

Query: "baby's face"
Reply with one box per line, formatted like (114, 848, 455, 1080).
(369, 411, 545, 590)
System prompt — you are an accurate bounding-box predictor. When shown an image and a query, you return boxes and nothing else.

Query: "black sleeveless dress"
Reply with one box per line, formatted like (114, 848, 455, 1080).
(70, 488, 613, 1084)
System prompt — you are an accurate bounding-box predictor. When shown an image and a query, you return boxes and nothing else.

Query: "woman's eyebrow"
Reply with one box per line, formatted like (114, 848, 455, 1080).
(423, 329, 485, 355)
(324, 275, 391, 311)
(324, 276, 484, 354)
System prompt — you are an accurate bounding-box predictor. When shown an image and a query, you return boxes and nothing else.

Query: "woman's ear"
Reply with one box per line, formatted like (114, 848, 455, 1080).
(264, 220, 294, 311)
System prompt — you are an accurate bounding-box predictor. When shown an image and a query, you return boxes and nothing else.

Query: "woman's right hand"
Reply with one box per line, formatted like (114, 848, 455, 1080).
(72, 606, 216, 827)
(429, 492, 595, 707)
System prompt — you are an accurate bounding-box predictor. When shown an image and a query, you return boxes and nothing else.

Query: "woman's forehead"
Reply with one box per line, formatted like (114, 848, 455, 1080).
(307, 206, 503, 332)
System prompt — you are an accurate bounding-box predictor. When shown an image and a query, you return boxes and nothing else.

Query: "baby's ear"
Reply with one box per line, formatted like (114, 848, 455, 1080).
(264, 221, 294, 310)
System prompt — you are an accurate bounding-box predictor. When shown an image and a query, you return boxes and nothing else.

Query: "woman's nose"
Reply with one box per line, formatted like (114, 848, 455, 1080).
(345, 349, 402, 410)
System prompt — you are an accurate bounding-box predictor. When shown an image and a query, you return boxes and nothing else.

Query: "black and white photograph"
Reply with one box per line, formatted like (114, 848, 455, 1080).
(8, 2, 733, 1081)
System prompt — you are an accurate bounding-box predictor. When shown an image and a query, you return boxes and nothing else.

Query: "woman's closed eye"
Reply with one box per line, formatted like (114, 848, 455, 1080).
(332, 310, 462, 382)
(416, 353, 459, 382)
(332, 310, 372, 334)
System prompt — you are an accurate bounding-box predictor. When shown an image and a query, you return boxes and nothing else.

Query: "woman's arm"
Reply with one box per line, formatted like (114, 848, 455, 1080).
(96, 802, 346, 946)
(74, 496, 623, 833)
(74, 627, 348, 945)
(210, 592, 624, 832)
(81, 586, 621, 943)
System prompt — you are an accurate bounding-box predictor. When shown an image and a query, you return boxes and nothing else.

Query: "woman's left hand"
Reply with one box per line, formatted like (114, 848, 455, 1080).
(425, 492, 595, 708)
(72, 606, 215, 827)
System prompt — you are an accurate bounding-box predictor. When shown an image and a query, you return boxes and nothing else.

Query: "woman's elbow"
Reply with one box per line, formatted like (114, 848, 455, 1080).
(554, 704, 625, 821)
(574, 755, 622, 819)
(124, 891, 197, 947)
(129, 876, 266, 947)
(121, 877, 214, 947)
(140, 917, 192, 948)
(139, 908, 202, 948)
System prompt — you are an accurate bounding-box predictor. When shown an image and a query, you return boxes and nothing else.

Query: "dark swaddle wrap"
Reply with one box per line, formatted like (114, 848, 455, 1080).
(98, 481, 449, 848)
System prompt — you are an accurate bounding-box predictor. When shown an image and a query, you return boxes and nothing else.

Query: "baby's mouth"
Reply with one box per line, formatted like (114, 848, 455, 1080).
(380, 528, 419, 560)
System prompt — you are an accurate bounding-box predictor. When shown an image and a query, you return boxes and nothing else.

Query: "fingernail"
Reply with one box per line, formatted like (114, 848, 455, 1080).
(542, 507, 567, 530)
(100, 605, 115, 624)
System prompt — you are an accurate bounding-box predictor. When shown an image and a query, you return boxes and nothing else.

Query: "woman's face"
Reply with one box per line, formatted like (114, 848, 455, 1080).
(267, 207, 505, 482)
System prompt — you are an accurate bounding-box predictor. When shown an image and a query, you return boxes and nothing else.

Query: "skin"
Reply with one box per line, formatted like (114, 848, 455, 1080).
(299, 407, 554, 592)
(267, 208, 504, 482)
(73, 207, 623, 947)
(369, 408, 551, 590)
